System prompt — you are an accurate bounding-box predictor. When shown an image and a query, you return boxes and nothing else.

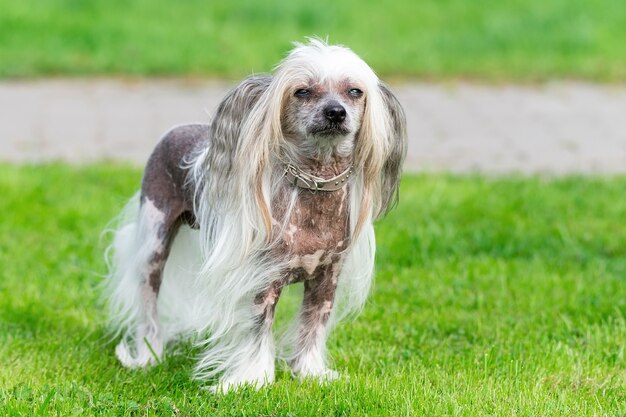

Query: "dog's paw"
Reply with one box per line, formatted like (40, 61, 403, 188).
(204, 370, 275, 394)
(115, 341, 162, 368)
(204, 381, 239, 395)
(318, 368, 339, 381)
(204, 378, 270, 394)
(294, 367, 340, 383)
(115, 342, 144, 368)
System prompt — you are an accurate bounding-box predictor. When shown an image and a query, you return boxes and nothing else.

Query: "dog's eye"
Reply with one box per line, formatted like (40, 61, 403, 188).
(348, 88, 363, 98)
(294, 88, 311, 98)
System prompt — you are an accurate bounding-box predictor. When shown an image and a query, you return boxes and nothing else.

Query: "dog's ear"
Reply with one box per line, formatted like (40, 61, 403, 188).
(377, 82, 407, 217)
(206, 76, 272, 181)
(211, 75, 272, 138)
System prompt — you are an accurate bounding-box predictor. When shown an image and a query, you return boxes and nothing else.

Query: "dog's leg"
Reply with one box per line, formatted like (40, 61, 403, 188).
(211, 283, 282, 393)
(115, 198, 181, 368)
(290, 262, 341, 380)
(111, 126, 202, 368)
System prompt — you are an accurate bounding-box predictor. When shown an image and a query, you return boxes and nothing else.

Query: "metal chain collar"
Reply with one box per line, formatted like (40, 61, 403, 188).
(282, 162, 354, 192)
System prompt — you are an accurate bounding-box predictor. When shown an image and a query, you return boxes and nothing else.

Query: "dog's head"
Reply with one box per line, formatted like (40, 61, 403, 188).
(276, 42, 374, 158)
(205, 39, 407, 237)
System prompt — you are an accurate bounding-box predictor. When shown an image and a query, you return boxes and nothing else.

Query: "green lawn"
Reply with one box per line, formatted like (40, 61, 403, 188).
(0, 0, 625, 80)
(0, 164, 625, 416)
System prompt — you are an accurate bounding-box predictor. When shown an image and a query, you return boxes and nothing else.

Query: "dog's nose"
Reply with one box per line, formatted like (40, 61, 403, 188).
(324, 103, 346, 123)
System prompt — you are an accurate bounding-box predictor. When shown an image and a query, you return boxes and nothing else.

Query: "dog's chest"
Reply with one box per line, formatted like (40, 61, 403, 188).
(274, 187, 349, 279)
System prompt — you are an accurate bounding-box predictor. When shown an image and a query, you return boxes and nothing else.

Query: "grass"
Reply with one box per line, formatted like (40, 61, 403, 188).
(0, 0, 625, 80)
(0, 163, 625, 416)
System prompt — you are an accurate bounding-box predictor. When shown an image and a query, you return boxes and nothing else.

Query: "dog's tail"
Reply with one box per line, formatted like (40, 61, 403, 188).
(103, 192, 145, 343)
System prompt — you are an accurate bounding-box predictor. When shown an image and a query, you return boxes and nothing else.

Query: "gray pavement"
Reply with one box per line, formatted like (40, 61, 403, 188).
(1, 79, 625, 174)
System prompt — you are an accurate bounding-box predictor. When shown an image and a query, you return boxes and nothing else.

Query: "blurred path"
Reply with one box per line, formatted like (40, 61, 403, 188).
(1, 79, 625, 174)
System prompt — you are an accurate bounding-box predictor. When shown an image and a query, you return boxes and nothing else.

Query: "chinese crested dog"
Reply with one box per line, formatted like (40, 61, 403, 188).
(105, 39, 407, 392)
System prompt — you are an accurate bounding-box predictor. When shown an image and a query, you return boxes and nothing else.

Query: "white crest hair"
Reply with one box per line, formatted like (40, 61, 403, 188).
(105, 38, 406, 385)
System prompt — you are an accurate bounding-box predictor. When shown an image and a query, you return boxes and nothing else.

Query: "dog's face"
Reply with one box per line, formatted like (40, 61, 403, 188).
(281, 77, 367, 156)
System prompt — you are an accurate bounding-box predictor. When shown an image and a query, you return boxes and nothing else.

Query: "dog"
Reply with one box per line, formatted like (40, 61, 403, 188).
(105, 38, 407, 392)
